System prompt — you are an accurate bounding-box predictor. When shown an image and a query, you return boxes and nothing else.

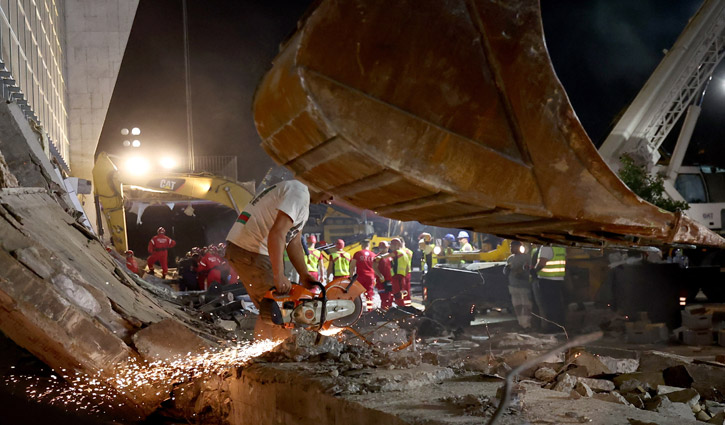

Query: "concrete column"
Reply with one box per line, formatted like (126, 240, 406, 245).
(65, 0, 139, 230)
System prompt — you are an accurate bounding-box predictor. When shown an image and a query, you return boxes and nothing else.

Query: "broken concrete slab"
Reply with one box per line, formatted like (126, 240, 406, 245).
(662, 388, 700, 408)
(613, 372, 665, 391)
(132, 318, 215, 362)
(645, 396, 695, 421)
(594, 391, 634, 406)
(599, 354, 640, 374)
(572, 350, 612, 375)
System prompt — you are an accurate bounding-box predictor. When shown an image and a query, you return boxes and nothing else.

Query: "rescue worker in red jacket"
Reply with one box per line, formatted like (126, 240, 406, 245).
(382, 238, 411, 307)
(374, 241, 394, 309)
(125, 250, 139, 275)
(350, 239, 377, 311)
(198, 246, 224, 290)
(147, 227, 176, 278)
(328, 239, 351, 279)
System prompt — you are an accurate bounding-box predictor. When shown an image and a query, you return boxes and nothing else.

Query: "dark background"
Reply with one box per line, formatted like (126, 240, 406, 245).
(97, 0, 723, 185)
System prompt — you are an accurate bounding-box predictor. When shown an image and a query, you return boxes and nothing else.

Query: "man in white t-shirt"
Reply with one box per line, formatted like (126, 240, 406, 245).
(224, 180, 332, 338)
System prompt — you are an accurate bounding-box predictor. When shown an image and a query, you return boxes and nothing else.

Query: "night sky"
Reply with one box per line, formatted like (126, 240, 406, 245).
(97, 0, 723, 184)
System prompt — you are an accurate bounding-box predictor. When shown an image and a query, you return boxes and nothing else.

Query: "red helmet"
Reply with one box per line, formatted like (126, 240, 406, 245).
(336, 239, 345, 249)
(307, 234, 317, 244)
(157, 227, 166, 234)
(377, 241, 389, 248)
(124, 250, 134, 256)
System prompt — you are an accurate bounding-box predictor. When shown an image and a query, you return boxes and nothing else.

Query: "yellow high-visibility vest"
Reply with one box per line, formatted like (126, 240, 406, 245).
(538, 247, 566, 278)
(330, 251, 351, 277)
(306, 248, 321, 272)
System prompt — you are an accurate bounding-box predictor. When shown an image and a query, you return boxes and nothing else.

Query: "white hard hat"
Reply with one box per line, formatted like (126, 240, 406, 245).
(457, 231, 469, 239)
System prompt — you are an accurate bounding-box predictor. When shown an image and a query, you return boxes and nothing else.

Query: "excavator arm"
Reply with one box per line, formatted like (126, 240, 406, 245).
(93, 152, 254, 253)
(252, 0, 725, 249)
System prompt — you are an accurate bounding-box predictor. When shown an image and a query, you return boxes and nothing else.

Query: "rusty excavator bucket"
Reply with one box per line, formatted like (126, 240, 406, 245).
(253, 0, 725, 248)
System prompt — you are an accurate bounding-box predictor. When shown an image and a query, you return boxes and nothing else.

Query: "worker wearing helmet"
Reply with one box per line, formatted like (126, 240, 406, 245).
(351, 239, 378, 311)
(305, 235, 324, 281)
(124, 250, 139, 275)
(457, 231, 473, 252)
(373, 241, 394, 309)
(418, 232, 435, 273)
(328, 239, 352, 279)
(147, 227, 176, 278)
(198, 247, 224, 290)
(387, 238, 411, 307)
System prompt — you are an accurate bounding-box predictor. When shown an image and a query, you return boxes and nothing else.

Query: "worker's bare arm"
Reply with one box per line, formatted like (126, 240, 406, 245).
(349, 259, 357, 276)
(268, 210, 294, 294)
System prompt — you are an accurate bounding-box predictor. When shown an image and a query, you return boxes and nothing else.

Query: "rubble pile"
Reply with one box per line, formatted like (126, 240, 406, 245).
(526, 348, 725, 424)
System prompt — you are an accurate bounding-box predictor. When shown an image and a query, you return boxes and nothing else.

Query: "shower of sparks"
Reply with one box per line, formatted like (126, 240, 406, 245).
(4, 338, 282, 416)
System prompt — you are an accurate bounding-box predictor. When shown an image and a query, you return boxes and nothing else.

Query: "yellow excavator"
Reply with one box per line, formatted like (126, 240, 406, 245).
(92, 152, 255, 253)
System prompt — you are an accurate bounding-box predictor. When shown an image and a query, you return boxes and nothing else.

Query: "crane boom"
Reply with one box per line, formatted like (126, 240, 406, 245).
(599, 0, 725, 168)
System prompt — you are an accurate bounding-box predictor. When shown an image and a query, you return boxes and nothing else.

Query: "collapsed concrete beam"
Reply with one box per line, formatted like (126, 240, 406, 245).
(0, 186, 216, 416)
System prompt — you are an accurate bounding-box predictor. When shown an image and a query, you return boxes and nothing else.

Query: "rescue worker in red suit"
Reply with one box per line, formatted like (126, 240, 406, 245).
(380, 238, 411, 307)
(147, 227, 176, 278)
(373, 241, 394, 309)
(125, 250, 139, 274)
(198, 246, 224, 290)
(350, 239, 377, 311)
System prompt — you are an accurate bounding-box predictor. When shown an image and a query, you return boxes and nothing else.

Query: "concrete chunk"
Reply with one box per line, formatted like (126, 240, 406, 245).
(132, 318, 214, 362)
(577, 377, 615, 392)
(534, 366, 558, 382)
(593, 391, 632, 406)
(575, 381, 593, 397)
(553, 373, 577, 393)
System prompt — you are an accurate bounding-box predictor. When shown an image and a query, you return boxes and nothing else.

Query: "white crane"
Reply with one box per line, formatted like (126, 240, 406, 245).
(599, 0, 725, 232)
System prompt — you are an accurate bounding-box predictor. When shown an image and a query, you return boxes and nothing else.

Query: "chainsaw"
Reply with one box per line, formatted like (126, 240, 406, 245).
(259, 275, 366, 330)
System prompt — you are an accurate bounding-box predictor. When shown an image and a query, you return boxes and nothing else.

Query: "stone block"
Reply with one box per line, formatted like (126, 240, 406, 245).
(681, 309, 712, 330)
(625, 322, 668, 344)
(681, 328, 713, 346)
(645, 396, 695, 420)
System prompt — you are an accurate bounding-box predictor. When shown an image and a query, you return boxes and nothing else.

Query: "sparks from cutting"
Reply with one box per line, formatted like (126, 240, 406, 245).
(5, 338, 282, 416)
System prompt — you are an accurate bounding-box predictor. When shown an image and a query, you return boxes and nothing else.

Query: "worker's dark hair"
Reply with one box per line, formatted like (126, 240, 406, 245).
(510, 240, 522, 247)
